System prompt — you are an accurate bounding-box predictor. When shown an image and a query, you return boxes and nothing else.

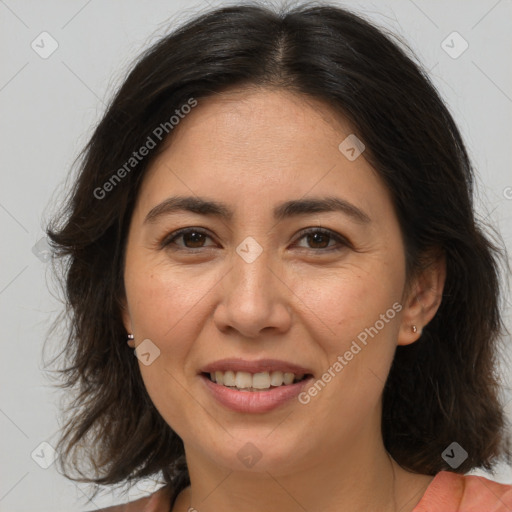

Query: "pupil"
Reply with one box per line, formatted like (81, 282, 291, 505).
(185, 232, 204, 248)
(309, 233, 329, 248)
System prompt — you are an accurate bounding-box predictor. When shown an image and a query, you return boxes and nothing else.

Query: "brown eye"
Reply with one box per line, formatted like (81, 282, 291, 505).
(181, 231, 207, 248)
(294, 228, 348, 251)
(305, 232, 330, 249)
(161, 227, 348, 253)
(161, 228, 215, 250)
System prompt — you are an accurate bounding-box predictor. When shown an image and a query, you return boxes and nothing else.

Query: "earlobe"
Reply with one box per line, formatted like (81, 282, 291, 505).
(397, 251, 446, 346)
(398, 321, 423, 346)
(119, 297, 135, 347)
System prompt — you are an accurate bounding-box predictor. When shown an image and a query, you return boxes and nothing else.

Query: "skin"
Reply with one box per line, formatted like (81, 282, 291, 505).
(121, 87, 446, 512)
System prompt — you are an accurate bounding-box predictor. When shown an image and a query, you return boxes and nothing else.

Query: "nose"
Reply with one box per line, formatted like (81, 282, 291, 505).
(213, 248, 292, 339)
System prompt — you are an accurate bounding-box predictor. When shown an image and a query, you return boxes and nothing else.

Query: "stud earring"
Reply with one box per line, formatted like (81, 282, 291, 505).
(127, 333, 134, 346)
(412, 325, 417, 333)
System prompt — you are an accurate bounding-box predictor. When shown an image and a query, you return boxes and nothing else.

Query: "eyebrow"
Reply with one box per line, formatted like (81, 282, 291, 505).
(143, 195, 371, 225)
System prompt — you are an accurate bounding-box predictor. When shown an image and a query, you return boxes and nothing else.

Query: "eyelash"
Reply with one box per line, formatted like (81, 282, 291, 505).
(160, 227, 350, 253)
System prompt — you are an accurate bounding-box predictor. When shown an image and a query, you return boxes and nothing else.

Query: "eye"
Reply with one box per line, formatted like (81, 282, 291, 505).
(160, 227, 216, 250)
(160, 226, 349, 252)
(293, 227, 349, 252)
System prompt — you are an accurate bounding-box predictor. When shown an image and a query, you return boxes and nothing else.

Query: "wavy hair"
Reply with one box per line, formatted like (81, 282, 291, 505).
(45, 1, 512, 506)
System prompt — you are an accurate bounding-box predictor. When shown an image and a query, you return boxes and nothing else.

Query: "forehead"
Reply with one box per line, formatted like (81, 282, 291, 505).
(133, 87, 392, 226)
(167, 87, 351, 154)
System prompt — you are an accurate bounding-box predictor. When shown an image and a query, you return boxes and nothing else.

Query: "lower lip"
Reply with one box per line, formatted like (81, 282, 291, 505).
(200, 374, 313, 413)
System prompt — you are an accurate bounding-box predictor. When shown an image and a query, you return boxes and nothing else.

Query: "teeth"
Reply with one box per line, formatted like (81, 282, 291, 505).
(223, 370, 236, 386)
(207, 370, 307, 390)
(235, 371, 253, 389)
(270, 371, 284, 386)
(253, 372, 271, 389)
(283, 372, 295, 385)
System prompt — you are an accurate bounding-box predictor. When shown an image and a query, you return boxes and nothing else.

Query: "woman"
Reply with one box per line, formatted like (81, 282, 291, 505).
(46, 3, 512, 511)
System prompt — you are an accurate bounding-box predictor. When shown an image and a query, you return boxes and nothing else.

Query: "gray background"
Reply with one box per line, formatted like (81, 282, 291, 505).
(1, 0, 511, 510)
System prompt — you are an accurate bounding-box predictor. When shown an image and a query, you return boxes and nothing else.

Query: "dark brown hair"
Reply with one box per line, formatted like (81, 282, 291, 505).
(45, 1, 512, 505)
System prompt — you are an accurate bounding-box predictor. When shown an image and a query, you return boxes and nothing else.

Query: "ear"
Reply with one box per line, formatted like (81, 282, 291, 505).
(397, 249, 446, 346)
(120, 296, 135, 348)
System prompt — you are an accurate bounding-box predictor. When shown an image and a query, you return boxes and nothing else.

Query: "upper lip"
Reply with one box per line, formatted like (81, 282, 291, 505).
(200, 358, 313, 376)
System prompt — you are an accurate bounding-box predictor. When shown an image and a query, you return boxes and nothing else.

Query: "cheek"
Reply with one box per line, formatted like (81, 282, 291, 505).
(124, 263, 216, 433)
(124, 260, 216, 402)
(125, 258, 217, 340)
(290, 261, 402, 351)
(291, 284, 395, 429)
(289, 262, 402, 417)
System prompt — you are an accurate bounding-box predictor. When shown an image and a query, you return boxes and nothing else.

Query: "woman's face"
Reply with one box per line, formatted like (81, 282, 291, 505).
(122, 87, 419, 476)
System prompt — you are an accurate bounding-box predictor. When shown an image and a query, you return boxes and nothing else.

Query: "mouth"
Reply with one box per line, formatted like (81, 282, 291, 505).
(201, 370, 312, 392)
(199, 358, 315, 393)
(199, 358, 314, 413)
(199, 361, 315, 413)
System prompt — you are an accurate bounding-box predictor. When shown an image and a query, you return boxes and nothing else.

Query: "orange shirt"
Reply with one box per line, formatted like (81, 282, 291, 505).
(92, 470, 512, 511)
(412, 470, 512, 511)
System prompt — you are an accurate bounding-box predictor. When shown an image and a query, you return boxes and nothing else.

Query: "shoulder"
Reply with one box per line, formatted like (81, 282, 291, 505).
(87, 485, 172, 512)
(413, 470, 512, 511)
